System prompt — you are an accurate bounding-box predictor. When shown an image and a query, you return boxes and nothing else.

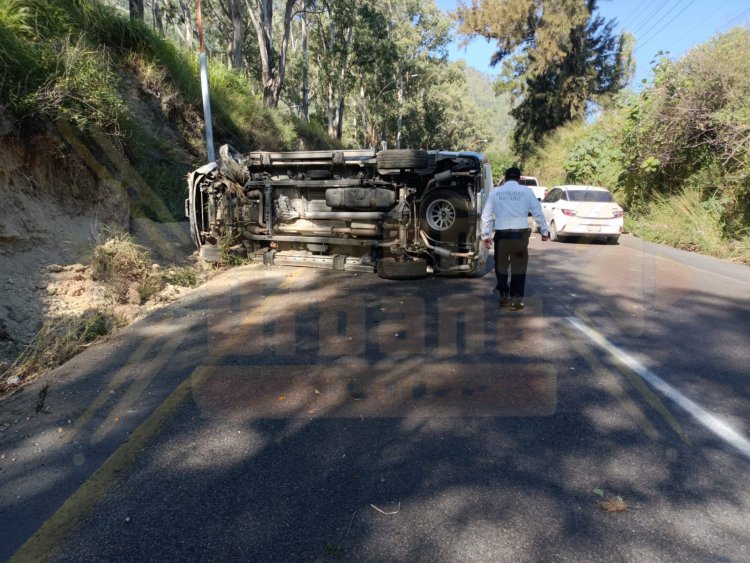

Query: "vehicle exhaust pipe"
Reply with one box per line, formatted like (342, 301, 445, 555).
(419, 231, 476, 258)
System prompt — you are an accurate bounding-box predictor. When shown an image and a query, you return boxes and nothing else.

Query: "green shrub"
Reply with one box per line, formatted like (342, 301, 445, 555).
(628, 189, 727, 256)
(0, 3, 45, 108)
(563, 129, 623, 189)
(485, 150, 518, 180)
(524, 121, 590, 187)
(165, 266, 198, 287)
(32, 35, 128, 135)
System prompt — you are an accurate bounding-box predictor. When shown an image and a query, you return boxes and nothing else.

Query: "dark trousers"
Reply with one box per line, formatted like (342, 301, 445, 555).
(493, 229, 531, 298)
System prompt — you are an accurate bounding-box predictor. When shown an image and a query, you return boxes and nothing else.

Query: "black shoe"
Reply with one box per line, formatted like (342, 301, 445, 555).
(509, 299, 524, 311)
(499, 295, 509, 307)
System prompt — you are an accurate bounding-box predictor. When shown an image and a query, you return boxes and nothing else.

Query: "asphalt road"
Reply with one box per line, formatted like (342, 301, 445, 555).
(1, 233, 749, 562)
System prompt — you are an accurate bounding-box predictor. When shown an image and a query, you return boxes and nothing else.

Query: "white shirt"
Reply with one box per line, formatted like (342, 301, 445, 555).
(481, 180, 549, 239)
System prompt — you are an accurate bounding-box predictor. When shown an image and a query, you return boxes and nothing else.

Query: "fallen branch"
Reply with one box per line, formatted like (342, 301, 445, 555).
(370, 502, 400, 515)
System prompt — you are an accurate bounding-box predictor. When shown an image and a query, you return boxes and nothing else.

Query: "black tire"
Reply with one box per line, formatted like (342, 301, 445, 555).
(306, 169, 331, 180)
(377, 257, 427, 280)
(420, 189, 471, 241)
(377, 149, 429, 170)
(606, 235, 620, 245)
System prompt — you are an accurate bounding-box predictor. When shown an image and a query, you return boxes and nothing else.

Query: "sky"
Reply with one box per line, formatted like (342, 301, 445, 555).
(434, 0, 750, 88)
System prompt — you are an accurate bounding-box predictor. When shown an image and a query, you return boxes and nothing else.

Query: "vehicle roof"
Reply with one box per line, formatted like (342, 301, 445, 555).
(553, 185, 611, 192)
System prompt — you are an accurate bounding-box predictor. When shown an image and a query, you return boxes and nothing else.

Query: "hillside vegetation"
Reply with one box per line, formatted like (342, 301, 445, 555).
(0, 0, 318, 221)
(1, 0, 515, 214)
(526, 28, 750, 263)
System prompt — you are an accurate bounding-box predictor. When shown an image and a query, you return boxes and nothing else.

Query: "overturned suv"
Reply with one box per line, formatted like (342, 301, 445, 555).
(186, 145, 493, 279)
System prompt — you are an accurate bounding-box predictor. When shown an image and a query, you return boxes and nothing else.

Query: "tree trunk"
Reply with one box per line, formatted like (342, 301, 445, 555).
(301, 0, 309, 121)
(274, 0, 297, 108)
(360, 82, 367, 148)
(245, 0, 298, 107)
(129, 0, 144, 21)
(152, 0, 164, 35)
(327, 81, 335, 137)
(231, 0, 243, 70)
(335, 26, 352, 141)
(180, 0, 193, 48)
(335, 92, 345, 140)
(246, 0, 277, 107)
(396, 75, 403, 149)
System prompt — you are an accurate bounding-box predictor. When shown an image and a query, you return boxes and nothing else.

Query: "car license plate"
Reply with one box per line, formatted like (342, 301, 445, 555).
(587, 226, 601, 233)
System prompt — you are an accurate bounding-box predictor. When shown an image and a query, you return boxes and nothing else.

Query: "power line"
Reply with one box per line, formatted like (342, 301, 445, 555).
(636, 0, 697, 53)
(618, 0, 653, 28)
(636, 1, 750, 57)
(671, 0, 734, 45)
(637, 0, 690, 45)
(716, 5, 750, 33)
(630, 0, 675, 37)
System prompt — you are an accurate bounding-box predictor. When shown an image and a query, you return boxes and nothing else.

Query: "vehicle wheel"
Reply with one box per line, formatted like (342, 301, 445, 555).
(377, 149, 429, 170)
(420, 190, 471, 241)
(606, 235, 620, 245)
(306, 169, 331, 180)
(550, 221, 565, 242)
(377, 257, 427, 280)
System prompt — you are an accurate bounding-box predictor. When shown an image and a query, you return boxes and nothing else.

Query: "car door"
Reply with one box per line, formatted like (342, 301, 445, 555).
(541, 188, 560, 225)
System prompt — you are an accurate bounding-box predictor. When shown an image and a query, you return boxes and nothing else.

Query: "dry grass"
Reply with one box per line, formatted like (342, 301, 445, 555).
(628, 188, 750, 263)
(1, 230, 213, 396)
(599, 496, 628, 513)
(90, 231, 164, 304)
(1, 309, 113, 395)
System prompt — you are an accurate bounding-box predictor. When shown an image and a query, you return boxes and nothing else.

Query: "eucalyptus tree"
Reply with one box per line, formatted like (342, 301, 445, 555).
(178, 0, 194, 47)
(202, 0, 247, 69)
(244, 0, 300, 107)
(402, 61, 494, 150)
(152, 0, 164, 35)
(345, 0, 457, 149)
(455, 0, 633, 156)
(380, 0, 453, 148)
(129, 0, 144, 21)
(307, 0, 359, 138)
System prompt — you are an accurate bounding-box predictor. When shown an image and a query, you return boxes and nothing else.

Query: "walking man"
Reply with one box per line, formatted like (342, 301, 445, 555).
(481, 167, 549, 310)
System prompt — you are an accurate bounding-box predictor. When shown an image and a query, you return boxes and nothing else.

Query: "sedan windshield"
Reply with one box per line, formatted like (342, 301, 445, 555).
(568, 190, 614, 203)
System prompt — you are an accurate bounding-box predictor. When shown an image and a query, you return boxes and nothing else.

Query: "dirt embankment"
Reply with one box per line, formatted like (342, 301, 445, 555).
(0, 113, 198, 386)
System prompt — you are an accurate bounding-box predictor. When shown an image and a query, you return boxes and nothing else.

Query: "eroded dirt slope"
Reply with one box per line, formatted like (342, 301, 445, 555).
(0, 116, 196, 379)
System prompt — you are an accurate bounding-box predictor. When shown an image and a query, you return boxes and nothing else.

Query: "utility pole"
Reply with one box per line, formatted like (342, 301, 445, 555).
(196, 0, 215, 163)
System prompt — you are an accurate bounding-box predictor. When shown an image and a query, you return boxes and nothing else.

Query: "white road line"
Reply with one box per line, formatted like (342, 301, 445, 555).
(567, 316, 750, 462)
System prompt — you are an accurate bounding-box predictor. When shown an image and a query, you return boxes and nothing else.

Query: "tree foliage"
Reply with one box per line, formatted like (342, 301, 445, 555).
(526, 27, 750, 255)
(455, 0, 632, 156)
(120, 0, 504, 151)
(6, 0, 512, 152)
(618, 29, 750, 225)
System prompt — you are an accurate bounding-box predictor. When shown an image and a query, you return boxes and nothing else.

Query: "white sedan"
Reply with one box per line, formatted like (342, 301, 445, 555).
(540, 185, 624, 244)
